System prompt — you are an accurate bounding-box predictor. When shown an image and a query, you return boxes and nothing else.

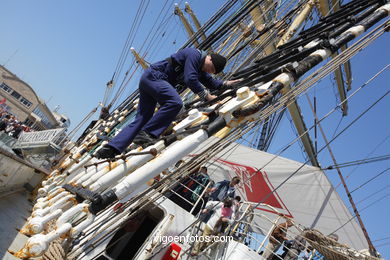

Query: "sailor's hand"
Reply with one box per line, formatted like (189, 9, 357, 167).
(206, 93, 217, 101)
(224, 79, 242, 87)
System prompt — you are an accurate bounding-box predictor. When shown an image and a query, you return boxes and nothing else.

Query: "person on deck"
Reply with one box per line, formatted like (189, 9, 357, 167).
(209, 176, 241, 201)
(283, 232, 307, 260)
(96, 48, 239, 159)
(11, 123, 23, 139)
(191, 198, 236, 256)
(0, 115, 10, 132)
(262, 219, 294, 260)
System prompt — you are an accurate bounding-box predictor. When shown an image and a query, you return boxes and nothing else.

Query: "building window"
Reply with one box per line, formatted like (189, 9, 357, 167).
(20, 97, 32, 108)
(33, 107, 54, 128)
(0, 83, 13, 94)
(11, 90, 21, 100)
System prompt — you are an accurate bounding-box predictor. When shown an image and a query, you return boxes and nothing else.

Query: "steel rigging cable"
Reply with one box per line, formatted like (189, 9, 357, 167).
(107, 1, 177, 111)
(112, 0, 149, 82)
(350, 184, 389, 207)
(323, 155, 390, 170)
(109, 0, 151, 103)
(104, 0, 150, 108)
(68, 5, 390, 258)
(109, 1, 191, 110)
(335, 133, 390, 190)
(181, 0, 240, 49)
(145, 89, 390, 260)
(78, 57, 387, 260)
(106, 25, 390, 258)
(350, 167, 390, 193)
(331, 191, 390, 235)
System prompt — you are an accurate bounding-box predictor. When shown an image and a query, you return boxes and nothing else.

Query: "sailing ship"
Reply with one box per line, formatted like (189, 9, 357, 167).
(2, 0, 389, 259)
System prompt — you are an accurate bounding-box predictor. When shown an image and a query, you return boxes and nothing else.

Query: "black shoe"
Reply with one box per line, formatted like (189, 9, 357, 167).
(95, 145, 120, 159)
(133, 131, 157, 147)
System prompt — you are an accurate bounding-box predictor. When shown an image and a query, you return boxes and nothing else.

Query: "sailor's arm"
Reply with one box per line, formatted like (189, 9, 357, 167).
(182, 49, 210, 100)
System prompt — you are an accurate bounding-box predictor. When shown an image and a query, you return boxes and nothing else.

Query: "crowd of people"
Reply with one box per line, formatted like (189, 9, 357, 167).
(0, 111, 33, 139)
(154, 165, 242, 256)
(148, 163, 337, 259)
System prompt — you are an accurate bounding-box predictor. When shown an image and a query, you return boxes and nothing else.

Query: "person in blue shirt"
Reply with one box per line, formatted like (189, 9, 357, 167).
(96, 48, 238, 159)
(209, 176, 241, 201)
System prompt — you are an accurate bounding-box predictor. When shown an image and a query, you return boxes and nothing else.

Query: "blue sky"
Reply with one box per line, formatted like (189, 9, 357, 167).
(0, 0, 389, 258)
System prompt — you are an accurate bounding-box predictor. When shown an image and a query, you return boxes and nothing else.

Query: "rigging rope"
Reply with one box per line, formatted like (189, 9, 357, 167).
(97, 23, 390, 259)
(375, 241, 390, 248)
(112, 0, 149, 84)
(143, 89, 389, 259)
(249, 90, 389, 211)
(66, 105, 99, 140)
(331, 192, 390, 235)
(95, 0, 243, 125)
(336, 133, 390, 188)
(351, 184, 389, 207)
(64, 3, 390, 258)
(323, 155, 390, 170)
(108, 11, 176, 110)
(102, 21, 390, 225)
(372, 236, 390, 242)
(108, 0, 186, 110)
(104, 0, 151, 108)
(350, 167, 390, 193)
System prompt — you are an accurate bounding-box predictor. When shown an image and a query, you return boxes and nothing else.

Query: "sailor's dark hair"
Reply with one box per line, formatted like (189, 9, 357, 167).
(210, 53, 227, 73)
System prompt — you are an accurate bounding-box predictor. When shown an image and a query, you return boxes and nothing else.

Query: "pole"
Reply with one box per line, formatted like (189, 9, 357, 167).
(305, 94, 378, 256)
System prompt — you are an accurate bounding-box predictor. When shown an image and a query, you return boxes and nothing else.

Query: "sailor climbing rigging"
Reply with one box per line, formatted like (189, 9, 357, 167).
(96, 48, 239, 159)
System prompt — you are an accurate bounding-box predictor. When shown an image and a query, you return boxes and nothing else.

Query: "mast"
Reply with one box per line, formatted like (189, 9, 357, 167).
(250, 1, 278, 151)
(317, 0, 352, 115)
(184, 2, 207, 42)
(305, 95, 379, 256)
(250, 1, 320, 165)
(249, 1, 276, 54)
(277, 0, 316, 47)
(281, 86, 320, 167)
(10, 1, 389, 258)
(174, 3, 199, 47)
(130, 47, 148, 70)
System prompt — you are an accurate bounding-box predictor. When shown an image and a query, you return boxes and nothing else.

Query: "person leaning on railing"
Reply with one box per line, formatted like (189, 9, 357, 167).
(0, 114, 10, 132)
(191, 198, 236, 256)
(262, 219, 294, 260)
(282, 230, 307, 260)
(208, 176, 241, 202)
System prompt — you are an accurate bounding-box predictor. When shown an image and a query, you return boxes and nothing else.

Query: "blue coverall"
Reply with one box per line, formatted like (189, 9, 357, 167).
(108, 48, 224, 153)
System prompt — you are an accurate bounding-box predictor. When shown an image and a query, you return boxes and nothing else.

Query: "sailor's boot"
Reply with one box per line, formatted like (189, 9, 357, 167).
(95, 145, 120, 159)
(133, 131, 157, 148)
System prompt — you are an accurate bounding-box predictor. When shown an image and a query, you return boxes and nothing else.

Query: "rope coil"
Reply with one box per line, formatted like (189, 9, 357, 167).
(303, 229, 380, 260)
